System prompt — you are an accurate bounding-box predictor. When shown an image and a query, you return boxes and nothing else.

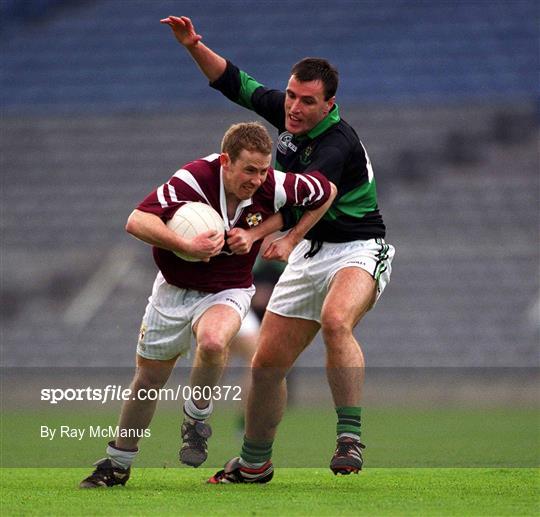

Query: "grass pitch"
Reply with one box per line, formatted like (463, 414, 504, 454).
(1, 467, 538, 516)
(1, 406, 538, 468)
(1, 407, 539, 515)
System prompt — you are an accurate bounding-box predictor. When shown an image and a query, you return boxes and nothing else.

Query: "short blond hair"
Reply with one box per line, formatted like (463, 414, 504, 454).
(221, 122, 273, 162)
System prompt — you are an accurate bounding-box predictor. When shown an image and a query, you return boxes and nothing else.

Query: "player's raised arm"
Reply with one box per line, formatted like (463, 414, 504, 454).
(160, 15, 226, 82)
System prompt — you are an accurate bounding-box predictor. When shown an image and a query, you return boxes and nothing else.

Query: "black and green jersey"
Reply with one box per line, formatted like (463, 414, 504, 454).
(210, 60, 386, 243)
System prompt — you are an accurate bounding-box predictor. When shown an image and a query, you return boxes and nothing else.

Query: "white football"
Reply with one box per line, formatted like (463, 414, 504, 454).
(166, 202, 225, 262)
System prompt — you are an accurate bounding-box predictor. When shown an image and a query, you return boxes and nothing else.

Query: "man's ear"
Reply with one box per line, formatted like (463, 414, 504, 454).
(324, 96, 336, 115)
(220, 152, 230, 168)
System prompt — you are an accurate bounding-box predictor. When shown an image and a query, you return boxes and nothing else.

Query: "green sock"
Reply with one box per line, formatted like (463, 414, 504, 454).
(240, 436, 273, 464)
(336, 406, 362, 438)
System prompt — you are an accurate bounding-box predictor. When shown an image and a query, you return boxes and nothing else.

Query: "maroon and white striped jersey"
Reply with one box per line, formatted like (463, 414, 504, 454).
(136, 153, 332, 292)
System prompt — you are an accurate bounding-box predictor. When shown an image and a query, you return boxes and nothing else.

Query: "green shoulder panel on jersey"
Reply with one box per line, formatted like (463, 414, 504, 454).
(237, 71, 264, 110)
(325, 178, 378, 221)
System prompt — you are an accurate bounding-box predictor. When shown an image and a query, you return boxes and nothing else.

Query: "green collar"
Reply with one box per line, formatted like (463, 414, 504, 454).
(302, 104, 341, 140)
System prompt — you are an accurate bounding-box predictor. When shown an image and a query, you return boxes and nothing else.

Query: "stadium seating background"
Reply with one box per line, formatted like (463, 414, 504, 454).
(1, 0, 539, 371)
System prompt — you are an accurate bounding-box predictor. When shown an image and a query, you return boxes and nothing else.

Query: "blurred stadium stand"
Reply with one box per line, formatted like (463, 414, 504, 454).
(1, 0, 538, 111)
(1, 0, 539, 368)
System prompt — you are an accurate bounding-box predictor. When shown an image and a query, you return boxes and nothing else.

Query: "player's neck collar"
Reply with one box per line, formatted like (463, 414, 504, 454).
(219, 166, 253, 230)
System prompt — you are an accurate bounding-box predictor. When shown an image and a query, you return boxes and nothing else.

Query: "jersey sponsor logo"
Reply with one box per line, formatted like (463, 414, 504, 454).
(246, 212, 263, 227)
(277, 131, 297, 154)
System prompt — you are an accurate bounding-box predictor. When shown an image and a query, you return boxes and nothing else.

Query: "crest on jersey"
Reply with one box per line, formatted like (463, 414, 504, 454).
(138, 324, 147, 349)
(300, 145, 313, 165)
(246, 212, 263, 227)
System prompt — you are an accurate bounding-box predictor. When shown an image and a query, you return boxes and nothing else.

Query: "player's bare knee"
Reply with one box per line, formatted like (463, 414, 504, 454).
(251, 348, 279, 369)
(132, 371, 168, 392)
(251, 333, 283, 366)
(321, 311, 353, 342)
(134, 356, 175, 390)
(196, 332, 227, 356)
(251, 359, 287, 385)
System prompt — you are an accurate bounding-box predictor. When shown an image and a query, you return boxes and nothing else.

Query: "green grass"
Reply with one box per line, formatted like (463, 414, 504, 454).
(1, 407, 538, 467)
(1, 407, 539, 515)
(1, 467, 538, 516)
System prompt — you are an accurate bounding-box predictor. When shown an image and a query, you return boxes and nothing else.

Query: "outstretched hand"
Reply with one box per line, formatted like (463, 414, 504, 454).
(160, 16, 202, 47)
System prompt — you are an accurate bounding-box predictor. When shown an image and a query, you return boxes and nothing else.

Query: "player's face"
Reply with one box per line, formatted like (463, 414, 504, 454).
(284, 76, 335, 135)
(221, 149, 271, 200)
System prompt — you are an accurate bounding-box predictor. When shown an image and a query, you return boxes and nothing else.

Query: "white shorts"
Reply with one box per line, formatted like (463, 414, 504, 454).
(237, 308, 260, 337)
(137, 272, 255, 361)
(267, 238, 395, 323)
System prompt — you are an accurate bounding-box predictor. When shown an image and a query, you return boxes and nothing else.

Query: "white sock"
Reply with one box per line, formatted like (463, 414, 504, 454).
(184, 397, 213, 421)
(106, 442, 138, 470)
(338, 432, 360, 441)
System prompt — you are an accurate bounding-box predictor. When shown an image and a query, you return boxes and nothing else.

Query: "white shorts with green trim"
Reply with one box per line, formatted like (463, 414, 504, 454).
(267, 238, 395, 323)
(137, 272, 255, 361)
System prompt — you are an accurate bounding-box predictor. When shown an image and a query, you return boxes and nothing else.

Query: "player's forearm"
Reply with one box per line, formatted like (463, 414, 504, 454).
(287, 183, 337, 245)
(126, 210, 186, 252)
(186, 42, 227, 83)
(248, 212, 284, 242)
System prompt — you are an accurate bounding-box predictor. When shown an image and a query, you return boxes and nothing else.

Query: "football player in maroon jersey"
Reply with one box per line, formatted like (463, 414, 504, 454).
(80, 122, 336, 488)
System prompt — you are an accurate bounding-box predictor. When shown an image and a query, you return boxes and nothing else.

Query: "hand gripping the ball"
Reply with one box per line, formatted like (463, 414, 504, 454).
(183, 230, 224, 262)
